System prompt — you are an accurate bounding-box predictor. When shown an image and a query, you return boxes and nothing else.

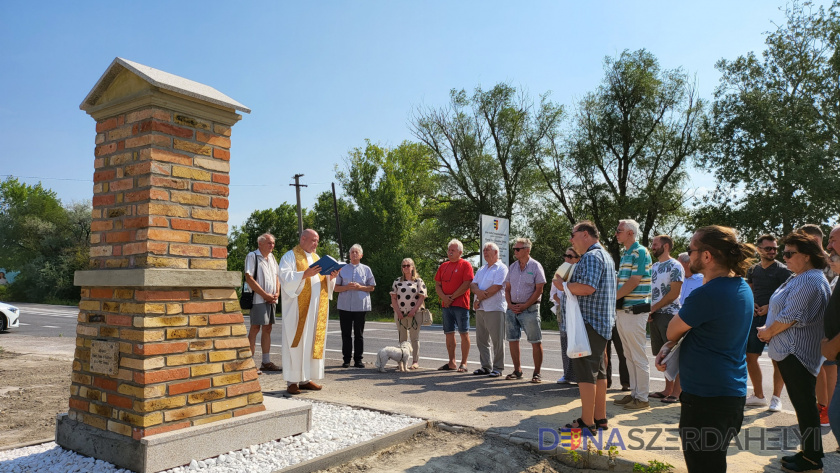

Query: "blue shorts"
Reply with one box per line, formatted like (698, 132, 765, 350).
(442, 306, 469, 334)
(505, 305, 542, 343)
(746, 315, 767, 355)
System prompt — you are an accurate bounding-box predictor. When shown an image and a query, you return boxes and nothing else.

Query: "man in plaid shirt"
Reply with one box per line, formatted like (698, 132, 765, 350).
(554, 220, 617, 432)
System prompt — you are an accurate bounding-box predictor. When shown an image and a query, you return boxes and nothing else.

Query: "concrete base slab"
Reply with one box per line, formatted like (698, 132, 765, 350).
(55, 397, 311, 473)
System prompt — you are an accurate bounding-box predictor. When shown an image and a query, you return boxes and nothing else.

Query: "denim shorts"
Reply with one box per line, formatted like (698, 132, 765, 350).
(442, 306, 470, 333)
(505, 305, 542, 343)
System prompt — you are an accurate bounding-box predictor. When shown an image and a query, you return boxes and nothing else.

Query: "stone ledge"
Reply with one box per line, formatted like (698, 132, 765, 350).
(74, 269, 242, 288)
(55, 397, 311, 473)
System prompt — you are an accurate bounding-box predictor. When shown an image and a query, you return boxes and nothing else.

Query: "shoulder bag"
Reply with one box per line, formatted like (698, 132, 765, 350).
(239, 251, 259, 310)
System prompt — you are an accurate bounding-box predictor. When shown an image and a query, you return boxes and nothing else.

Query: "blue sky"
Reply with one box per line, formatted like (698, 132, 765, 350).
(1, 1, 828, 228)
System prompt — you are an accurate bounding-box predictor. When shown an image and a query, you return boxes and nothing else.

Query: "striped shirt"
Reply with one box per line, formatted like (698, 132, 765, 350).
(617, 241, 651, 308)
(570, 243, 617, 340)
(766, 269, 831, 376)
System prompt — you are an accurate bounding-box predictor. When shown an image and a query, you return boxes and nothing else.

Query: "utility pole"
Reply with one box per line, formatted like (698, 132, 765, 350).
(290, 174, 307, 236)
(331, 182, 345, 261)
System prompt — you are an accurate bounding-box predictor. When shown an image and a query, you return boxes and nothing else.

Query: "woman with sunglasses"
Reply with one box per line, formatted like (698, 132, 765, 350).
(757, 231, 831, 472)
(390, 258, 427, 369)
(552, 247, 581, 384)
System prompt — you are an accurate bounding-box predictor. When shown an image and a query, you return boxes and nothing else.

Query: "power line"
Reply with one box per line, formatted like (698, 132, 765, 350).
(0, 175, 333, 187)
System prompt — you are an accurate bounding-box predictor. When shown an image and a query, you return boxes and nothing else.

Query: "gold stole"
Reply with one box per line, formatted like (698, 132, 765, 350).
(291, 245, 329, 359)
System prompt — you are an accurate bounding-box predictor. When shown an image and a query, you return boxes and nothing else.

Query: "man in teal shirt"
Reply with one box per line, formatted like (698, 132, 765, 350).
(612, 219, 653, 410)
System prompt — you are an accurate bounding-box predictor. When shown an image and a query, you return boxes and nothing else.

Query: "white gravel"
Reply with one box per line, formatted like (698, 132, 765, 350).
(0, 401, 423, 473)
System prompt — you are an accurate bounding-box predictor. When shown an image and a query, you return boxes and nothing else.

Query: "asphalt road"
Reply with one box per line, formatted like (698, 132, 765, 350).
(2, 302, 792, 408)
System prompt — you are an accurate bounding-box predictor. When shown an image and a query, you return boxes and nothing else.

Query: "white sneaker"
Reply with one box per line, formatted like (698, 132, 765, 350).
(745, 395, 767, 407)
(768, 395, 783, 412)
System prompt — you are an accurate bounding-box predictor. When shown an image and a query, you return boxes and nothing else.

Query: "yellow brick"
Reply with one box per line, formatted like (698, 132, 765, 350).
(187, 389, 226, 404)
(202, 289, 237, 300)
(134, 316, 189, 328)
(166, 353, 207, 366)
(144, 203, 189, 218)
(173, 140, 212, 157)
(77, 325, 99, 337)
(171, 165, 212, 181)
(166, 303, 183, 315)
(190, 260, 228, 270)
(119, 411, 163, 427)
(211, 395, 248, 413)
(79, 301, 101, 311)
(189, 340, 213, 351)
(134, 396, 187, 412)
(72, 373, 91, 385)
(209, 350, 237, 362)
(102, 302, 121, 312)
(120, 303, 146, 314)
(194, 157, 230, 172)
(198, 326, 230, 338)
(223, 358, 255, 372)
(79, 387, 102, 401)
(120, 356, 165, 370)
(115, 289, 134, 299)
(107, 420, 132, 436)
(70, 385, 79, 396)
(167, 328, 197, 339)
(190, 208, 227, 221)
(192, 234, 228, 246)
(89, 403, 113, 417)
(231, 325, 247, 336)
(81, 412, 108, 430)
(248, 392, 263, 404)
(191, 363, 224, 377)
(119, 342, 133, 353)
(164, 404, 206, 422)
(116, 368, 134, 381)
(224, 301, 239, 312)
(100, 326, 119, 338)
(238, 348, 252, 358)
(72, 360, 82, 371)
(120, 329, 165, 343)
(189, 315, 208, 325)
(118, 383, 166, 399)
(192, 412, 232, 425)
(171, 191, 211, 206)
(212, 373, 242, 387)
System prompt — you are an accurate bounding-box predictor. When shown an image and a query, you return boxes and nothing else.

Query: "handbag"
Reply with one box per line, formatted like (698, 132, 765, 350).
(239, 251, 259, 310)
(418, 307, 433, 326)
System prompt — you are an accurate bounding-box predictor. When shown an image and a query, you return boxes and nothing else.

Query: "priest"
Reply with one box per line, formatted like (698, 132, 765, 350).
(280, 229, 340, 394)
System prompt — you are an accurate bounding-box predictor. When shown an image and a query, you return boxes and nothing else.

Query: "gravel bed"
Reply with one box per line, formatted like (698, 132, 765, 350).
(0, 401, 423, 473)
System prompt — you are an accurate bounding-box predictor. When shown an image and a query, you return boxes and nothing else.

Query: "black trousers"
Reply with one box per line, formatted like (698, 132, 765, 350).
(606, 325, 629, 387)
(776, 355, 823, 461)
(339, 310, 366, 363)
(679, 391, 745, 473)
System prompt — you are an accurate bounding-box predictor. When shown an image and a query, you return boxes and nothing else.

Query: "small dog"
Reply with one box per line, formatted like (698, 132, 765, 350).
(375, 341, 413, 372)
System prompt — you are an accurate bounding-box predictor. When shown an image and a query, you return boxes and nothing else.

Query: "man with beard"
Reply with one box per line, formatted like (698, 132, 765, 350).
(648, 235, 684, 404)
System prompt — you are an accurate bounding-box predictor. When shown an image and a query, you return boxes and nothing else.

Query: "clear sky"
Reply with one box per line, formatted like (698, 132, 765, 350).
(1, 1, 828, 228)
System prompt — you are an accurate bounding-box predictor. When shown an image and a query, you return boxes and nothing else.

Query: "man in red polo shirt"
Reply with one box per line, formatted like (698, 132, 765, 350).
(435, 239, 475, 372)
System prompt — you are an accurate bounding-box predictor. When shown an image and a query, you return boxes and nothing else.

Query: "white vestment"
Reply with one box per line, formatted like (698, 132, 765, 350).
(279, 249, 335, 383)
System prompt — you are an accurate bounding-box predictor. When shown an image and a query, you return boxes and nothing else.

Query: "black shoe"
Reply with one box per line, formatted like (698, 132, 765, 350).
(781, 453, 823, 472)
(342, 362, 350, 368)
(781, 452, 803, 464)
(354, 362, 364, 368)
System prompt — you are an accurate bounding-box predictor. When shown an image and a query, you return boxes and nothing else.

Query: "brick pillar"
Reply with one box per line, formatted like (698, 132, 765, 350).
(57, 58, 309, 473)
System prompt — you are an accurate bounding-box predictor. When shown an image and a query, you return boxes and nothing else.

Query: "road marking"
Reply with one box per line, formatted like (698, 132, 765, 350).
(42, 325, 59, 328)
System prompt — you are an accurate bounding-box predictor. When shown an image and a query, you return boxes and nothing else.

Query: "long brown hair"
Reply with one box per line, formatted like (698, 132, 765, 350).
(400, 258, 417, 281)
(694, 225, 756, 277)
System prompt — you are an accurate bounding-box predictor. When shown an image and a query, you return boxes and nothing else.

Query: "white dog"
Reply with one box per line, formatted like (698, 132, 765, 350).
(375, 341, 413, 372)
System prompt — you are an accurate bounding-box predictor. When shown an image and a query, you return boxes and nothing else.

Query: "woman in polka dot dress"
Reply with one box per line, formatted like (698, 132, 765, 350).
(390, 258, 427, 369)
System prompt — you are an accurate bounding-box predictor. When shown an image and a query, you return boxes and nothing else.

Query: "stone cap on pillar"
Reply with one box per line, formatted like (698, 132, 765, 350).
(81, 57, 250, 116)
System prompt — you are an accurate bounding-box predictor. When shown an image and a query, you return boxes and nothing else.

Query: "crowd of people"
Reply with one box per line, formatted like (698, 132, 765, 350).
(241, 221, 840, 473)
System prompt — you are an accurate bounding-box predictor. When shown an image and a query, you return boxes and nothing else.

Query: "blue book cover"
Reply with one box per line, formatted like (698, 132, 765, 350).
(309, 255, 346, 275)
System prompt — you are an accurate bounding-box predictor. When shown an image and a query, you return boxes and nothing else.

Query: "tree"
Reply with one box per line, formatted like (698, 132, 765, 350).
(700, 1, 840, 239)
(226, 203, 314, 276)
(536, 49, 705, 262)
(410, 83, 564, 246)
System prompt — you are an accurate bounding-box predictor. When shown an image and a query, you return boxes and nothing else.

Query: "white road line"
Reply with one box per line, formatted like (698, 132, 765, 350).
(42, 325, 59, 328)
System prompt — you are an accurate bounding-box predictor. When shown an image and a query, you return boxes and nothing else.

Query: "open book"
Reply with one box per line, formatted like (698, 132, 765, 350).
(309, 255, 346, 275)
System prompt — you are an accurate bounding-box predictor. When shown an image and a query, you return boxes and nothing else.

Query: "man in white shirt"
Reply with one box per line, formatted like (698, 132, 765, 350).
(470, 242, 508, 377)
(245, 233, 281, 372)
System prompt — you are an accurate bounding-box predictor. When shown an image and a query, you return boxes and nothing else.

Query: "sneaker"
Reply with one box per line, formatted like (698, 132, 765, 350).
(353, 362, 364, 368)
(745, 394, 767, 407)
(613, 395, 633, 405)
(557, 376, 570, 384)
(624, 398, 650, 410)
(769, 395, 783, 412)
(819, 404, 829, 427)
(781, 453, 823, 472)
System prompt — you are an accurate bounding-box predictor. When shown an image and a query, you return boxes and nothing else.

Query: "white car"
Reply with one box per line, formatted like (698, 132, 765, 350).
(0, 302, 20, 331)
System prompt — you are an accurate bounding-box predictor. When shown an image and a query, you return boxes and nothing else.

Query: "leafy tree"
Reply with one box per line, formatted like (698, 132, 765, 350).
(699, 1, 840, 238)
(536, 49, 705, 262)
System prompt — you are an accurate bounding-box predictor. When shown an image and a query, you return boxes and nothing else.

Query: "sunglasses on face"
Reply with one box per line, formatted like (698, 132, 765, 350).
(564, 254, 576, 259)
(782, 251, 799, 259)
(759, 246, 778, 252)
(513, 247, 527, 251)
(401, 264, 412, 268)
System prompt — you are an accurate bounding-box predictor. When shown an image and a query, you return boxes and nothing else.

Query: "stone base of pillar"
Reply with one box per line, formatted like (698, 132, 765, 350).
(55, 396, 310, 473)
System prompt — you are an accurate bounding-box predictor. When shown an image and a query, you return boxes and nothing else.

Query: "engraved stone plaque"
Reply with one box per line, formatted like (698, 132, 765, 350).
(90, 340, 119, 376)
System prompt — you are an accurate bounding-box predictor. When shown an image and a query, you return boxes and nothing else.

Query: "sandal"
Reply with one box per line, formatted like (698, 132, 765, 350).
(649, 391, 667, 399)
(563, 418, 596, 435)
(488, 369, 502, 377)
(505, 370, 523, 380)
(409, 363, 419, 370)
(457, 364, 468, 373)
(661, 395, 679, 403)
(595, 418, 608, 430)
(438, 364, 455, 371)
(531, 373, 542, 383)
(473, 367, 490, 375)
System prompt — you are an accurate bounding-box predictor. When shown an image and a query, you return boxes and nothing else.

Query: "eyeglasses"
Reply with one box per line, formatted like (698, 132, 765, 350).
(564, 254, 577, 259)
(759, 246, 778, 252)
(401, 264, 412, 268)
(513, 247, 528, 251)
(686, 248, 702, 255)
(615, 229, 626, 234)
(782, 251, 799, 259)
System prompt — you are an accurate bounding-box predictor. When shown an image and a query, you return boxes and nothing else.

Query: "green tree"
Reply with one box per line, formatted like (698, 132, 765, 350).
(699, 1, 840, 238)
(226, 203, 314, 276)
(537, 49, 705, 262)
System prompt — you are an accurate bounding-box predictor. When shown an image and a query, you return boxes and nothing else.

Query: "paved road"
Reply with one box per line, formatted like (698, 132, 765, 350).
(3, 302, 791, 408)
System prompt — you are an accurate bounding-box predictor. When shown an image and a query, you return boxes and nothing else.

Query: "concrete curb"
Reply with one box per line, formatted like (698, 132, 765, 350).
(272, 420, 429, 473)
(0, 438, 54, 452)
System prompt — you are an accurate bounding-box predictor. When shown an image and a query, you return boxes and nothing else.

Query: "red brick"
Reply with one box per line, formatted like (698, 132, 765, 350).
(170, 218, 211, 232)
(94, 157, 108, 169)
(183, 302, 223, 314)
(69, 398, 90, 411)
(112, 246, 123, 256)
(148, 176, 189, 190)
(243, 369, 259, 381)
(211, 197, 229, 209)
(209, 313, 243, 325)
(135, 290, 190, 301)
(134, 367, 190, 384)
(212, 173, 230, 185)
(151, 121, 194, 138)
(134, 342, 188, 356)
(110, 178, 134, 192)
(106, 393, 133, 409)
(106, 314, 133, 327)
(93, 376, 118, 392)
(90, 288, 114, 299)
(106, 231, 133, 243)
(212, 148, 230, 161)
(124, 217, 153, 229)
(146, 148, 193, 166)
(96, 117, 119, 133)
(117, 141, 125, 151)
(196, 132, 231, 148)
(226, 380, 261, 397)
(90, 220, 114, 232)
(95, 143, 118, 157)
(133, 421, 190, 440)
(169, 244, 210, 257)
(92, 195, 115, 207)
(168, 379, 211, 395)
(94, 170, 116, 183)
(212, 247, 228, 258)
(233, 405, 266, 417)
(192, 182, 229, 196)
(126, 161, 171, 177)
